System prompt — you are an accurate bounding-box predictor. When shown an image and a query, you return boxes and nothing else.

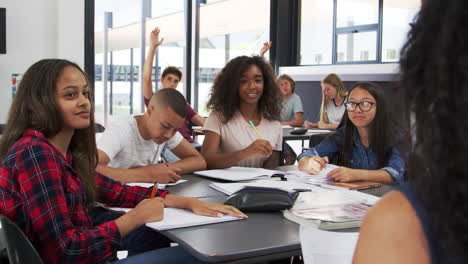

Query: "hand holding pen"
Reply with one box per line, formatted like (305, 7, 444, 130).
(298, 148, 329, 175)
(244, 120, 273, 157)
(147, 162, 181, 183)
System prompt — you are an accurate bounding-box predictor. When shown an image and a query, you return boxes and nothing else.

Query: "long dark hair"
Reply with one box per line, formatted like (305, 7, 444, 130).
(0, 59, 97, 207)
(337, 82, 394, 168)
(207, 55, 282, 123)
(400, 0, 468, 262)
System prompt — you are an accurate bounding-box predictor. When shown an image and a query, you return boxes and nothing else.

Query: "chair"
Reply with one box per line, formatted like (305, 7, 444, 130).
(0, 215, 44, 264)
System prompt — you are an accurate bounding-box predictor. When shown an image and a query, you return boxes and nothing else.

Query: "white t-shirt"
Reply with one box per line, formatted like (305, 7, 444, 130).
(203, 111, 283, 168)
(325, 98, 346, 125)
(97, 115, 183, 169)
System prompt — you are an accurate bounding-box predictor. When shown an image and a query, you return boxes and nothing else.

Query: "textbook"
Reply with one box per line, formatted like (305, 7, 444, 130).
(194, 167, 285, 181)
(109, 207, 243, 230)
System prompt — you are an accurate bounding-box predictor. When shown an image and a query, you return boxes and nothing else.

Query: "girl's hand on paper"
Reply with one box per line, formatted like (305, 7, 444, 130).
(133, 197, 165, 224)
(298, 155, 329, 174)
(326, 167, 357, 182)
(188, 199, 248, 219)
(317, 121, 329, 129)
(244, 139, 273, 158)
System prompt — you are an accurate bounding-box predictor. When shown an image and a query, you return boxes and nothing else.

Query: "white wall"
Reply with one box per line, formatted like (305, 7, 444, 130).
(0, 0, 84, 123)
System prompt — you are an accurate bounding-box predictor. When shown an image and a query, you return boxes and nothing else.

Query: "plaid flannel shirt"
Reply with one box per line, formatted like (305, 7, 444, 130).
(0, 130, 168, 264)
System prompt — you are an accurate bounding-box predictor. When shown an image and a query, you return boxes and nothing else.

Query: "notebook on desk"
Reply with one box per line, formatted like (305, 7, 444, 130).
(195, 167, 285, 181)
(326, 181, 381, 190)
(109, 207, 243, 230)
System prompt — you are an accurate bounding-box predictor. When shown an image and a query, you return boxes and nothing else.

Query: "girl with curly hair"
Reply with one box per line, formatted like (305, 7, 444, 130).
(202, 56, 283, 169)
(354, 0, 468, 262)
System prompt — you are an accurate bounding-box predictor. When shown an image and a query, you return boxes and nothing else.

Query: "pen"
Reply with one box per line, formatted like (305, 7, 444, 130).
(311, 148, 327, 171)
(150, 183, 158, 198)
(248, 120, 263, 139)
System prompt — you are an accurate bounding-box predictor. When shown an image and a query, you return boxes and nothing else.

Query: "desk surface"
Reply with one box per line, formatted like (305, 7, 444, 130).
(162, 173, 392, 263)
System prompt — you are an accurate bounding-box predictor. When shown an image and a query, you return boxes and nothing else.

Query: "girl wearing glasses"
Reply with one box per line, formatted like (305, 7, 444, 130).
(304, 73, 348, 129)
(298, 82, 404, 184)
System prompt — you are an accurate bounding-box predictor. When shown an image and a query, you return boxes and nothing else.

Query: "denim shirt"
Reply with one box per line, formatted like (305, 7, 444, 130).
(298, 127, 405, 183)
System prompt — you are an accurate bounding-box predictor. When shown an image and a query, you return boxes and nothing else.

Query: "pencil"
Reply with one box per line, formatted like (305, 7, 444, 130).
(150, 183, 158, 198)
(248, 120, 263, 139)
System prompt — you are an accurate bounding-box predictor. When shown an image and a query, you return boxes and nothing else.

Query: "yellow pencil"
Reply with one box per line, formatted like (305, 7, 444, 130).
(248, 120, 263, 139)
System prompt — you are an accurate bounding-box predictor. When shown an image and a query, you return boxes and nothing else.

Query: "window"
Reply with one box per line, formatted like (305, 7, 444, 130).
(299, 0, 333, 65)
(381, 0, 420, 62)
(94, 0, 186, 125)
(299, 0, 420, 65)
(197, 0, 270, 116)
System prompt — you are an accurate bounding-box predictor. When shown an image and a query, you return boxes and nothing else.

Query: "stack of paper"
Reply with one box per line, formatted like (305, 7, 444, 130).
(195, 167, 285, 181)
(209, 179, 325, 196)
(300, 225, 359, 264)
(283, 190, 379, 230)
(109, 207, 243, 230)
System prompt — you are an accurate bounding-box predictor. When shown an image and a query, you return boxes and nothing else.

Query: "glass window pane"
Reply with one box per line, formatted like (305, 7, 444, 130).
(147, 1, 185, 94)
(95, 0, 139, 30)
(381, 0, 420, 62)
(300, 0, 334, 65)
(336, 31, 377, 62)
(336, 0, 378, 27)
(198, 0, 270, 116)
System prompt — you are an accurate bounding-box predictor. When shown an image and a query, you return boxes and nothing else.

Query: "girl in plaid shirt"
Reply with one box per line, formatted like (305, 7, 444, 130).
(0, 59, 246, 264)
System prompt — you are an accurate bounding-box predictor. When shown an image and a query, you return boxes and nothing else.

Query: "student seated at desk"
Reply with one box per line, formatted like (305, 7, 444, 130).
(202, 56, 283, 169)
(354, 1, 468, 262)
(97, 89, 206, 184)
(278, 74, 304, 127)
(142, 27, 205, 162)
(305, 73, 348, 130)
(0, 59, 245, 264)
(298, 82, 404, 184)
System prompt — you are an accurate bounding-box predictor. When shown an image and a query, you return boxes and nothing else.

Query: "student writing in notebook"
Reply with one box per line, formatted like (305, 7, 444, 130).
(97, 88, 206, 184)
(298, 82, 405, 184)
(0, 59, 245, 263)
(202, 56, 283, 169)
(304, 73, 348, 129)
(354, 1, 468, 262)
(142, 27, 205, 162)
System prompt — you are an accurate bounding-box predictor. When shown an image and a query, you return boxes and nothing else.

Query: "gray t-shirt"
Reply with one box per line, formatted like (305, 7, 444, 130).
(281, 93, 304, 122)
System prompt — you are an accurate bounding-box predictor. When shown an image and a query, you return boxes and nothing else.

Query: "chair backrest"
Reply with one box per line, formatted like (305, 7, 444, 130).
(0, 215, 44, 264)
(95, 123, 105, 133)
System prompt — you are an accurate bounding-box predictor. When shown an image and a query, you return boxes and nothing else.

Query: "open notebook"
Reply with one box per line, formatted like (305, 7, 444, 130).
(109, 207, 243, 230)
(195, 167, 285, 181)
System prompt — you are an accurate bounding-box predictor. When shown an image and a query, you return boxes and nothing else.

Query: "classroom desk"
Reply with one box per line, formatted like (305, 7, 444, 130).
(282, 127, 334, 149)
(161, 172, 392, 263)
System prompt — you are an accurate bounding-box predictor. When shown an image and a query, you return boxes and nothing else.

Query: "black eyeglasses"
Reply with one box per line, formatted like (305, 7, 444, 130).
(345, 101, 375, 112)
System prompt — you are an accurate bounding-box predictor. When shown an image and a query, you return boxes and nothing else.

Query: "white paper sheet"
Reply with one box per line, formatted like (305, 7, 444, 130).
(194, 167, 285, 181)
(109, 207, 242, 230)
(126, 179, 188, 189)
(300, 225, 359, 264)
